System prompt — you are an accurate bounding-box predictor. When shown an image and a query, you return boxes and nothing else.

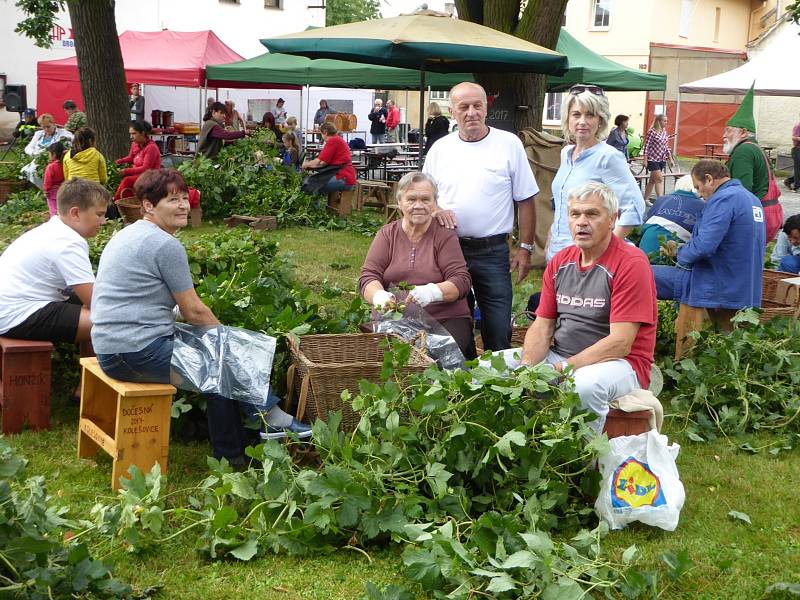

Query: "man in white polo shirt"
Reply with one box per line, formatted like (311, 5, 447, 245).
(423, 82, 538, 351)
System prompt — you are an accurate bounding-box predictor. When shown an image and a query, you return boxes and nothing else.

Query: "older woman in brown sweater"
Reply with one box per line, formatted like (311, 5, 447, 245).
(359, 172, 475, 358)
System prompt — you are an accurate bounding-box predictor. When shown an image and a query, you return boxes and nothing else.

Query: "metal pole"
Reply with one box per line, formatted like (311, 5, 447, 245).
(299, 85, 304, 131)
(674, 92, 681, 157)
(418, 63, 426, 167)
(405, 89, 409, 142)
(203, 82, 208, 122)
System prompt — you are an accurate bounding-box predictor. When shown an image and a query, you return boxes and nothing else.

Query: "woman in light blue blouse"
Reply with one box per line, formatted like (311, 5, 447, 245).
(547, 86, 645, 260)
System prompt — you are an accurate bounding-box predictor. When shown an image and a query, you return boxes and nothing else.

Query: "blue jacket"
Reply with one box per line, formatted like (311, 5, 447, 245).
(677, 179, 765, 309)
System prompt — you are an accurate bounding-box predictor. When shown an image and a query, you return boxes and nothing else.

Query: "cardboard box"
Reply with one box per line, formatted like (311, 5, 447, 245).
(775, 276, 800, 307)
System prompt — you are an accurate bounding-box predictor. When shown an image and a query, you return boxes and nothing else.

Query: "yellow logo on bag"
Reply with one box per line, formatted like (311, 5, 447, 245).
(611, 457, 666, 509)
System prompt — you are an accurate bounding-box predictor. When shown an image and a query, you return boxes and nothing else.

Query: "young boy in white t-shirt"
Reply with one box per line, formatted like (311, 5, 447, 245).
(0, 178, 109, 349)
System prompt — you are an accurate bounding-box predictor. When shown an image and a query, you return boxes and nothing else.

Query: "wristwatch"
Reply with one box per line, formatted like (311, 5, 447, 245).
(519, 242, 534, 253)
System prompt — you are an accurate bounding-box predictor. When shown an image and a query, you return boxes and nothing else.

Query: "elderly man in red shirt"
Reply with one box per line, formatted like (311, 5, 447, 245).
(301, 122, 356, 194)
(521, 181, 657, 432)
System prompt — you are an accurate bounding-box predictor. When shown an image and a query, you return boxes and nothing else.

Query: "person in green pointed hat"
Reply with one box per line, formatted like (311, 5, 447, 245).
(723, 82, 784, 241)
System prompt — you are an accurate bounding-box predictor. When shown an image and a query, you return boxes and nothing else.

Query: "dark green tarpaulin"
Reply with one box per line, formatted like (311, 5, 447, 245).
(548, 29, 666, 91)
(206, 53, 469, 91)
(206, 29, 665, 93)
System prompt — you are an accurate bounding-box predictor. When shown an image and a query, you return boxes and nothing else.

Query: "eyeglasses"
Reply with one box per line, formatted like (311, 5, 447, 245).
(569, 84, 606, 97)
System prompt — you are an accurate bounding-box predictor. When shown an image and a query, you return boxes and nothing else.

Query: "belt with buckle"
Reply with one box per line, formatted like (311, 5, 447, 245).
(459, 233, 509, 248)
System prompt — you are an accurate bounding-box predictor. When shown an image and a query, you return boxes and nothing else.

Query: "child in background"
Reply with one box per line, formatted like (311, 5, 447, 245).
(282, 132, 300, 169)
(285, 116, 303, 148)
(63, 127, 108, 185)
(43, 142, 67, 216)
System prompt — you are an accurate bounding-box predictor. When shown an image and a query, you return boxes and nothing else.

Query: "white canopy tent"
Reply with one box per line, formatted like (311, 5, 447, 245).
(675, 18, 800, 152)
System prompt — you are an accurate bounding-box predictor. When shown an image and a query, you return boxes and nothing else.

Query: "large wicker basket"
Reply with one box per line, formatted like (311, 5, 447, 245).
(761, 269, 800, 322)
(287, 333, 434, 431)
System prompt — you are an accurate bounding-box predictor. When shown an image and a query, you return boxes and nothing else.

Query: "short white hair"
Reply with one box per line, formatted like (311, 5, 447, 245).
(567, 181, 619, 216)
(561, 91, 611, 142)
(673, 174, 696, 194)
(395, 171, 438, 202)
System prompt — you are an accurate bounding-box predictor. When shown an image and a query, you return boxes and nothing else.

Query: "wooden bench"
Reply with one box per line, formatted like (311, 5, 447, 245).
(77, 357, 175, 491)
(355, 179, 394, 212)
(0, 337, 53, 434)
(674, 304, 736, 360)
(327, 188, 355, 216)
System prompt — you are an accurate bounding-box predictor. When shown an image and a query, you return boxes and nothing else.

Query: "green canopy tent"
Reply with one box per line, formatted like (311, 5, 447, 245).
(205, 52, 470, 91)
(207, 29, 666, 93)
(548, 29, 666, 92)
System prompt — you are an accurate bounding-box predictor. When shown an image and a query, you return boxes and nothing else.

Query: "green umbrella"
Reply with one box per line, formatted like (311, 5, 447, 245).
(261, 10, 567, 163)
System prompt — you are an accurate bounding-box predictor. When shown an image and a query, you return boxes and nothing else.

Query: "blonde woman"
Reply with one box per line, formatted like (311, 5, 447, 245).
(642, 113, 675, 200)
(424, 102, 450, 154)
(547, 85, 644, 260)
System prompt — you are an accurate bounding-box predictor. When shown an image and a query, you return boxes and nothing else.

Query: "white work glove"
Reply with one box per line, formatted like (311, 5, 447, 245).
(407, 283, 444, 307)
(371, 289, 396, 311)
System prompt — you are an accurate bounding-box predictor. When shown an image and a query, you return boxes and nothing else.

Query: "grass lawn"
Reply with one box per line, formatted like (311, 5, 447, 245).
(3, 223, 800, 599)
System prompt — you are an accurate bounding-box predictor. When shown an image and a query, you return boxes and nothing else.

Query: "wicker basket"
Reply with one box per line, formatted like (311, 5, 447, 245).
(116, 197, 142, 225)
(287, 333, 434, 431)
(760, 269, 800, 322)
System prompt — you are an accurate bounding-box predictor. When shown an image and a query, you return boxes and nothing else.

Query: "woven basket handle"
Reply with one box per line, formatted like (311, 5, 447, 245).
(284, 363, 311, 422)
(407, 330, 428, 352)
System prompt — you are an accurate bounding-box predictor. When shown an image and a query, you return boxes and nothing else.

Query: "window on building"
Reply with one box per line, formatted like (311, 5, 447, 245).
(430, 90, 449, 101)
(545, 92, 563, 123)
(679, 0, 696, 38)
(264, 0, 283, 8)
(713, 7, 721, 42)
(591, 0, 611, 29)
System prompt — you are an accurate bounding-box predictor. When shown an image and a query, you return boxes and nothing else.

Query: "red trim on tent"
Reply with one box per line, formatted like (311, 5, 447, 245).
(36, 30, 300, 117)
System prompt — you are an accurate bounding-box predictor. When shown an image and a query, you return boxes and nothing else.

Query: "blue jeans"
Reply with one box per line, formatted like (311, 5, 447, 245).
(96, 335, 266, 461)
(461, 242, 512, 351)
(779, 254, 800, 274)
(319, 176, 351, 194)
(652, 265, 690, 302)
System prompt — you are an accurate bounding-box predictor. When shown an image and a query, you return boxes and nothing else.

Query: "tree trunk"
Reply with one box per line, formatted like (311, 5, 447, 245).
(68, 0, 129, 159)
(454, 0, 568, 132)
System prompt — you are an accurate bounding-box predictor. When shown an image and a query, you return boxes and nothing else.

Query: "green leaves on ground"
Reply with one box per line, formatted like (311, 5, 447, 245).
(0, 438, 139, 598)
(89, 349, 646, 597)
(663, 311, 800, 450)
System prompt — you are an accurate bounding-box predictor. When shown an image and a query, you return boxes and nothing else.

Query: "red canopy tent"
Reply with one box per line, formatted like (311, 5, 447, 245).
(36, 30, 300, 118)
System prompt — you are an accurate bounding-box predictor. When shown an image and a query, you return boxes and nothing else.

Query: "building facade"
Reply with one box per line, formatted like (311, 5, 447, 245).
(0, 0, 325, 128)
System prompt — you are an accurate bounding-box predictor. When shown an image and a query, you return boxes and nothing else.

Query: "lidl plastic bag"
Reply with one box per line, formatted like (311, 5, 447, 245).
(595, 429, 685, 531)
(170, 323, 277, 406)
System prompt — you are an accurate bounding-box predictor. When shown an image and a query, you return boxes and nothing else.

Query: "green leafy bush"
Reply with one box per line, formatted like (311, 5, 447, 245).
(663, 311, 800, 450)
(0, 188, 47, 225)
(90, 348, 636, 598)
(0, 439, 137, 598)
(177, 136, 324, 223)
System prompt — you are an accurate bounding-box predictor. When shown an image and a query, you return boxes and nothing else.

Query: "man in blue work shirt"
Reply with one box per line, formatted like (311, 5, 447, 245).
(652, 159, 765, 316)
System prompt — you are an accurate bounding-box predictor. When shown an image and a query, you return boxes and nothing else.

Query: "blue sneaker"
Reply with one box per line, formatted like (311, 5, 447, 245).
(261, 418, 313, 440)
